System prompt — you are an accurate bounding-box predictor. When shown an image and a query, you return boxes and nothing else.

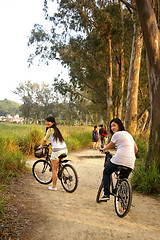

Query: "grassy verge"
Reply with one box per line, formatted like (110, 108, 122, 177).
(0, 123, 92, 238)
(131, 132, 160, 194)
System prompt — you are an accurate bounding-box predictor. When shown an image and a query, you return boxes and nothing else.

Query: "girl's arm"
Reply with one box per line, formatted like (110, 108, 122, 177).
(39, 128, 52, 148)
(39, 140, 46, 149)
(134, 143, 138, 154)
(101, 141, 115, 153)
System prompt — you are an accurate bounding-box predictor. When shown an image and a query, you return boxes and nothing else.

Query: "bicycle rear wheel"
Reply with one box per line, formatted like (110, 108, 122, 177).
(32, 159, 52, 184)
(60, 164, 78, 193)
(114, 179, 132, 218)
(96, 181, 103, 203)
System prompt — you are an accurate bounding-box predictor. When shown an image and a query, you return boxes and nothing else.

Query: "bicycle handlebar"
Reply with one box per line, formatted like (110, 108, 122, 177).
(43, 143, 51, 149)
(100, 149, 111, 155)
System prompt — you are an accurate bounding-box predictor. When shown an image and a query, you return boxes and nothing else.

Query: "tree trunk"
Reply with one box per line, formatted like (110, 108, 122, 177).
(117, 1, 125, 120)
(135, 0, 160, 169)
(107, 38, 113, 129)
(125, 7, 143, 136)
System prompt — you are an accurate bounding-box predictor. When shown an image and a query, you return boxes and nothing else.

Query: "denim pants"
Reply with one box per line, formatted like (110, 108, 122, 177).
(103, 161, 132, 196)
(100, 135, 105, 148)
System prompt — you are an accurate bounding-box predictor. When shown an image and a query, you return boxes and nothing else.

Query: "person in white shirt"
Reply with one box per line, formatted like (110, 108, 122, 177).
(100, 118, 138, 201)
(40, 116, 67, 191)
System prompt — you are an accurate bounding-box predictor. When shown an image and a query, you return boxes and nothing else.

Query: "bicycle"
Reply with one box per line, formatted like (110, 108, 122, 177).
(96, 151, 132, 218)
(32, 143, 78, 193)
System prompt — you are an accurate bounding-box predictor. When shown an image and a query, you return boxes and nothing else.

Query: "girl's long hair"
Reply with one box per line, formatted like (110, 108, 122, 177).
(45, 117, 64, 143)
(110, 118, 125, 135)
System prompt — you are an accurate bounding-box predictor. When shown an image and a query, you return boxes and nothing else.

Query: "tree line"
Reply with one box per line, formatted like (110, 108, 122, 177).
(14, 80, 99, 125)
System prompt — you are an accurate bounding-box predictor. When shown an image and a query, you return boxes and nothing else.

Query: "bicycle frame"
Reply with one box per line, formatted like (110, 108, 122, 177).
(43, 143, 71, 180)
(33, 143, 78, 193)
(97, 150, 132, 217)
(110, 171, 121, 196)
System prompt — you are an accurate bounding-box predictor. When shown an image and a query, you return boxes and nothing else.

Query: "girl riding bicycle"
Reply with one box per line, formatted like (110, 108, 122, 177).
(100, 118, 138, 201)
(39, 116, 68, 191)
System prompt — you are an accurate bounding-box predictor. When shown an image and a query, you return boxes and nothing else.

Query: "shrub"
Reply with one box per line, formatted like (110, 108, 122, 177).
(132, 160, 160, 194)
(132, 132, 160, 194)
(0, 137, 26, 184)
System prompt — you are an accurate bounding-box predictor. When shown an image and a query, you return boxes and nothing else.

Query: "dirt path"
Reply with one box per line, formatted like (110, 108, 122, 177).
(8, 148, 160, 240)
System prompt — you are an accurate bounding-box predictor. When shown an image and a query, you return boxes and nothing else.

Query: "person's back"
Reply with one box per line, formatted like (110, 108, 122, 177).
(92, 125, 99, 150)
(111, 131, 135, 169)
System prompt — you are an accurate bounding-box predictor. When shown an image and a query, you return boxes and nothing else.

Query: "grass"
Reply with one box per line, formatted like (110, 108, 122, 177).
(131, 132, 160, 194)
(0, 123, 93, 237)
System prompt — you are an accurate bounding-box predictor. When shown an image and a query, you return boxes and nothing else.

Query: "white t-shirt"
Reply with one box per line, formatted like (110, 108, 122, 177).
(44, 128, 67, 151)
(110, 131, 136, 169)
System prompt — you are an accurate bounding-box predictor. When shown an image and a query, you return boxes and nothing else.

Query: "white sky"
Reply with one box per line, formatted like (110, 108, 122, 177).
(0, 0, 69, 103)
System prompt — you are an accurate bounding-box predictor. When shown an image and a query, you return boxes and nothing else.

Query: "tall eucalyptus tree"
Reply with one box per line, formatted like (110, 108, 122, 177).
(28, 0, 134, 126)
(135, 0, 160, 169)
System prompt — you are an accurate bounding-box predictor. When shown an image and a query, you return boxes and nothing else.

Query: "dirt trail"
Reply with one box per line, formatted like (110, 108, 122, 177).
(9, 149, 160, 240)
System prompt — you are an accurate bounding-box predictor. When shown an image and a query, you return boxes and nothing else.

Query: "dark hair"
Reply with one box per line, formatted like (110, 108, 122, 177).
(110, 118, 125, 135)
(45, 116, 64, 143)
(94, 125, 97, 129)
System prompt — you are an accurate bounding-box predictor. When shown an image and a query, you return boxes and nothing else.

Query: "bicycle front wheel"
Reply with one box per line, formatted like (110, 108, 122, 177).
(60, 164, 78, 193)
(114, 179, 132, 218)
(32, 159, 52, 184)
(96, 181, 103, 203)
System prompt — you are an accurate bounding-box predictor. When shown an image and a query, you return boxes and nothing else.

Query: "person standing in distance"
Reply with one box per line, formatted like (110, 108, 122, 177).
(92, 125, 99, 150)
(99, 124, 107, 148)
(100, 118, 138, 201)
(39, 116, 67, 191)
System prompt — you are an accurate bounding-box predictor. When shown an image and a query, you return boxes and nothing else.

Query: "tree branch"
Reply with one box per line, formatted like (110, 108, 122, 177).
(119, 0, 137, 11)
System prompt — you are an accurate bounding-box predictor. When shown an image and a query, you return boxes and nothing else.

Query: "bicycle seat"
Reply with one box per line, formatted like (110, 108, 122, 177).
(58, 153, 67, 160)
(117, 166, 129, 171)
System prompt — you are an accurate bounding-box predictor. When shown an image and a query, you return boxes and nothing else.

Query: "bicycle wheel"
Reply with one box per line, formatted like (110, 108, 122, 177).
(60, 164, 78, 193)
(96, 181, 103, 203)
(32, 159, 52, 184)
(114, 178, 132, 218)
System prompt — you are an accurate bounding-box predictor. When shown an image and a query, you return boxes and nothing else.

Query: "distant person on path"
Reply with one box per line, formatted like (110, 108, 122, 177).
(100, 118, 138, 201)
(99, 124, 107, 148)
(39, 116, 67, 191)
(92, 125, 99, 150)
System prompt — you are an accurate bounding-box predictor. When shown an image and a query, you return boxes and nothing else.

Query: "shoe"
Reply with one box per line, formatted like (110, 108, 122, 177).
(48, 186, 57, 191)
(99, 193, 110, 202)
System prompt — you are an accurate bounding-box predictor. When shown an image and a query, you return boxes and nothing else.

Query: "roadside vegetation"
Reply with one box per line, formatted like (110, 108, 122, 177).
(0, 123, 92, 238)
(132, 132, 160, 195)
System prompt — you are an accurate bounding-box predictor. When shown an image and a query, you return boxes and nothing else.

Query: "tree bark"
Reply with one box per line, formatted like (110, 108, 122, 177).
(125, 8, 143, 136)
(135, 0, 160, 169)
(107, 38, 113, 129)
(117, 1, 125, 120)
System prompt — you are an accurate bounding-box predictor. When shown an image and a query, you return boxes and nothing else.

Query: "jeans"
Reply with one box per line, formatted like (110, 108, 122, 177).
(100, 135, 105, 148)
(103, 161, 132, 196)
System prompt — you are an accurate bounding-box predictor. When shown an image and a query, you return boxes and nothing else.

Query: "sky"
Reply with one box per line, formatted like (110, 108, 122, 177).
(0, 0, 68, 104)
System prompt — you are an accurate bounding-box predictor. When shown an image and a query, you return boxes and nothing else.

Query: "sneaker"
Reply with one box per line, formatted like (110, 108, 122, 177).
(99, 193, 110, 202)
(48, 186, 57, 191)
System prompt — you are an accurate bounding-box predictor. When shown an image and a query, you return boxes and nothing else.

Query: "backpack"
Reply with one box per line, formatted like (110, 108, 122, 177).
(102, 128, 107, 137)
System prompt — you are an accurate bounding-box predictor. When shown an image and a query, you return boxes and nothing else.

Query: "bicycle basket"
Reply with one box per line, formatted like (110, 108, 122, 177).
(34, 145, 46, 158)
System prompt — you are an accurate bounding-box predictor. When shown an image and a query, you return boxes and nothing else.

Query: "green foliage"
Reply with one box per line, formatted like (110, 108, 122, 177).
(132, 133, 160, 194)
(61, 126, 92, 150)
(0, 137, 26, 184)
(0, 99, 21, 116)
(0, 186, 6, 217)
(132, 159, 160, 194)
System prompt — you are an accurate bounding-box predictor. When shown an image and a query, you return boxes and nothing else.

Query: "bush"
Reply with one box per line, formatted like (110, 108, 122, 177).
(132, 160, 160, 194)
(0, 137, 26, 184)
(132, 133, 160, 194)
